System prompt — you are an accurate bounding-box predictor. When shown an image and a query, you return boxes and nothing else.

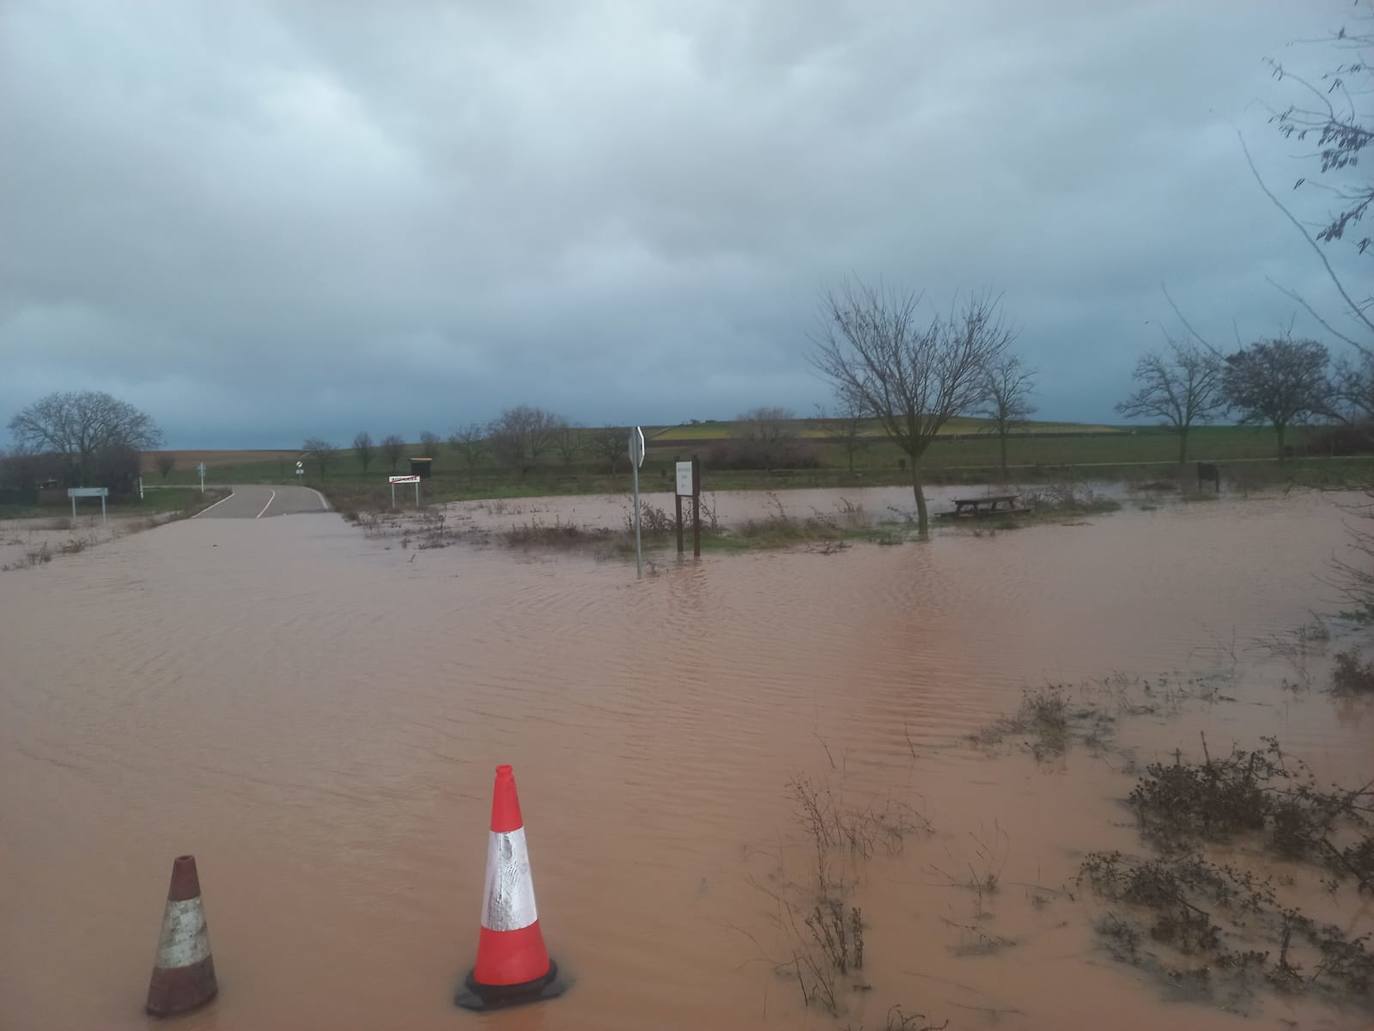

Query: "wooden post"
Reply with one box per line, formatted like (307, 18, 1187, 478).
(692, 455, 701, 558)
(675, 492, 684, 555)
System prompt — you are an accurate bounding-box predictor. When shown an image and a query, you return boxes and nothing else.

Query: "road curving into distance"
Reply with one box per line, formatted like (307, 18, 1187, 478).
(193, 484, 331, 519)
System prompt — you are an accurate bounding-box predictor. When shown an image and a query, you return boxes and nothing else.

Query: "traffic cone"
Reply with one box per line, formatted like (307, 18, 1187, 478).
(146, 855, 218, 1017)
(455, 764, 567, 1010)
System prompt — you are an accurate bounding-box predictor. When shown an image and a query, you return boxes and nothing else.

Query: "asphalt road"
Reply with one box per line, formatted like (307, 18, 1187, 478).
(194, 484, 331, 519)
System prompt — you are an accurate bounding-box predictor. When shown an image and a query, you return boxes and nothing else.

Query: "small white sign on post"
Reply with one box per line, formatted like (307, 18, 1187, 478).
(197, 462, 207, 494)
(68, 486, 109, 523)
(295, 460, 304, 477)
(675, 461, 695, 497)
(388, 474, 421, 508)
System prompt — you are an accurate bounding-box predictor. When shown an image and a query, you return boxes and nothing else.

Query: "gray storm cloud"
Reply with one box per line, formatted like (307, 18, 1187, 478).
(0, 0, 1364, 446)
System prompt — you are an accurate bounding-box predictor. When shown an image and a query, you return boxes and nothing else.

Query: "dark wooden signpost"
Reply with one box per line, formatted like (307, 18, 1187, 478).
(674, 457, 702, 558)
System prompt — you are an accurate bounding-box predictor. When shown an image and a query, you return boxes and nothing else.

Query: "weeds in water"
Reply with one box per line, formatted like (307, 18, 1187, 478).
(942, 917, 1018, 956)
(2, 541, 52, 570)
(788, 776, 930, 874)
(880, 1004, 949, 1030)
(971, 684, 1116, 759)
(1079, 738, 1374, 1011)
(1331, 650, 1374, 696)
(1127, 735, 1374, 889)
(757, 769, 937, 1020)
(1022, 482, 1122, 515)
(1080, 850, 1373, 1004)
(928, 822, 1011, 919)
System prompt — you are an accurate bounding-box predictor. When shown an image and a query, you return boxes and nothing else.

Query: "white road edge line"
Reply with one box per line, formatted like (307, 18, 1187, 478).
(255, 490, 277, 520)
(192, 490, 235, 518)
(307, 486, 330, 511)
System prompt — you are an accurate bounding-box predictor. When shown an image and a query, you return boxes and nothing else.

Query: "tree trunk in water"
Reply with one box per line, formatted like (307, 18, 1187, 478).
(1276, 423, 1286, 461)
(1177, 426, 1188, 466)
(999, 432, 1008, 482)
(911, 462, 929, 538)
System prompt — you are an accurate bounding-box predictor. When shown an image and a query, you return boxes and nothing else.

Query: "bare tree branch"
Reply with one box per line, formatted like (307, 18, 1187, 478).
(1238, 130, 1374, 340)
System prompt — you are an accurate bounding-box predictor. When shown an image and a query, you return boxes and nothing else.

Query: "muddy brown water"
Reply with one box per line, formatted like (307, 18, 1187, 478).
(1, 489, 1370, 1030)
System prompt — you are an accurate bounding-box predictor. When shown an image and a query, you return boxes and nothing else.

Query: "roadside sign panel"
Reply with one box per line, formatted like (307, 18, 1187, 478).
(675, 461, 694, 497)
(628, 426, 645, 469)
(68, 486, 108, 522)
(388, 474, 422, 508)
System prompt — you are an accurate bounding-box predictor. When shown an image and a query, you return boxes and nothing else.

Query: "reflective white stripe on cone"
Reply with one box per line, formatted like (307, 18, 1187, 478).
(482, 827, 538, 932)
(147, 855, 218, 1017)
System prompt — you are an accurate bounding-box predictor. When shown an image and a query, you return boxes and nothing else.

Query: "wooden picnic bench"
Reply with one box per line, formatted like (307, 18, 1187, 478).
(950, 494, 1022, 518)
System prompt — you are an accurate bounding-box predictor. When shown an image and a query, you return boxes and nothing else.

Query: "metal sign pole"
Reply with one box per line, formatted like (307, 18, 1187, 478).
(629, 426, 645, 579)
(415, 481, 420, 508)
(71, 495, 76, 521)
(391, 483, 396, 509)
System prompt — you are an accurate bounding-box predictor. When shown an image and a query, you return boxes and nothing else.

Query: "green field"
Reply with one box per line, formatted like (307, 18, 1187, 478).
(0, 487, 227, 522)
(129, 419, 1371, 513)
(649, 416, 1122, 441)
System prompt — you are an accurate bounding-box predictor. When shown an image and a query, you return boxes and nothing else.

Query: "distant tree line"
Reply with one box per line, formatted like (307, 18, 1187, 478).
(1117, 329, 1354, 463)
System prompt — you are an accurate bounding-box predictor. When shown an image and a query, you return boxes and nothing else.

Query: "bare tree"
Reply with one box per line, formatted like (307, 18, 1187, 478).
(1331, 352, 1374, 435)
(1250, 3, 1373, 349)
(353, 432, 374, 472)
(419, 430, 442, 456)
(380, 434, 406, 473)
(734, 406, 798, 468)
(587, 426, 628, 473)
(816, 399, 869, 474)
(812, 281, 1013, 536)
(1116, 342, 1225, 465)
(8, 390, 163, 485)
(1223, 337, 1332, 458)
(447, 423, 487, 468)
(302, 438, 337, 477)
(553, 423, 583, 465)
(978, 354, 1037, 479)
(487, 405, 563, 466)
(156, 453, 177, 481)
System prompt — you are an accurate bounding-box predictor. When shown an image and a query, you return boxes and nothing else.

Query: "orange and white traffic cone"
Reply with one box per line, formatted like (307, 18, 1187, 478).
(455, 764, 567, 1010)
(146, 855, 218, 1017)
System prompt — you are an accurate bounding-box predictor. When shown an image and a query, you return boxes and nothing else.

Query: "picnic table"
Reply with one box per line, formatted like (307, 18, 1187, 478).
(950, 494, 1021, 517)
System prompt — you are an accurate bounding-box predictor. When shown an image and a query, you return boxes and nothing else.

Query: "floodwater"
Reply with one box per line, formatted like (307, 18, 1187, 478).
(1, 488, 1370, 1030)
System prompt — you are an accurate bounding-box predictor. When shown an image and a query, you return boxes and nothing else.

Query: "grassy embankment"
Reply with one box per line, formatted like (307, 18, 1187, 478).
(0, 487, 228, 522)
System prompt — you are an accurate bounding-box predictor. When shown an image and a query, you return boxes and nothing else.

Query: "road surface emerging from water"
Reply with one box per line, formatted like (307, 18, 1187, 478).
(195, 484, 330, 519)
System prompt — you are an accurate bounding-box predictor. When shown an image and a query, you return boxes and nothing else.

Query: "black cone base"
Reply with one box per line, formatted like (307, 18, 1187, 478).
(455, 959, 568, 1011)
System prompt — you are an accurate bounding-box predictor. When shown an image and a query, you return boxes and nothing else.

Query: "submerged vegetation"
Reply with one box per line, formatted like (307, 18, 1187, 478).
(1078, 736, 1374, 1011)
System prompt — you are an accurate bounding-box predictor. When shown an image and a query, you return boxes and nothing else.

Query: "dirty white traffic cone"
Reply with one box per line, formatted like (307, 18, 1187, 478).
(456, 764, 567, 1010)
(146, 855, 218, 1017)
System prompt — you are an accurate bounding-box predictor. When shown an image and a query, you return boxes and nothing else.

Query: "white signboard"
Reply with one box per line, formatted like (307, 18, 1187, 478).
(389, 475, 421, 484)
(68, 486, 108, 522)
(628, 426, 645, 469)
(675, 461, 694, 497)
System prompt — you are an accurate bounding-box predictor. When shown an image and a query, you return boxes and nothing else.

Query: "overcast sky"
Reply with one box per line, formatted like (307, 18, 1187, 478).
(1, 1, 1367, 447)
